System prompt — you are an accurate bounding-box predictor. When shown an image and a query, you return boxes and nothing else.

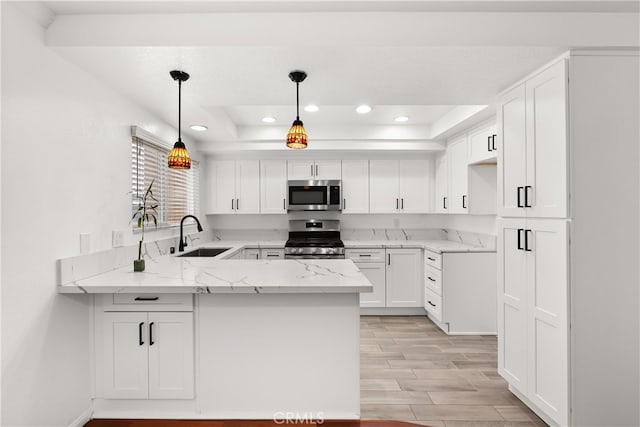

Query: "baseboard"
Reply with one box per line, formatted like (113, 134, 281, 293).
(360, 308, 427, 316)
(69, 407, 93, 427)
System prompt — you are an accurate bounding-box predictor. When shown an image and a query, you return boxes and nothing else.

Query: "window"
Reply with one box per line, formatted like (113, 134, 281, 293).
(131, 135, 200, 227)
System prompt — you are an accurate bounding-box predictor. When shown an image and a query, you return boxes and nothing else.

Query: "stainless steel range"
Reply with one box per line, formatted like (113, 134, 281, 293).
(284, 219, 345, 259)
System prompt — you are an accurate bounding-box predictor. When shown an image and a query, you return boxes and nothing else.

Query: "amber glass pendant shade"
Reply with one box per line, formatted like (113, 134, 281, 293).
(286, 119, 308, 149)
(168, 140, 191, 169)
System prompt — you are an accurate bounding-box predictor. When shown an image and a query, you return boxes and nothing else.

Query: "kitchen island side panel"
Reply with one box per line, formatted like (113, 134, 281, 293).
(197, 293, 361, 419)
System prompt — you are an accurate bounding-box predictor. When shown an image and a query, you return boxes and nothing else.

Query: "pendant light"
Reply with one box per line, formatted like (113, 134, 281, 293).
(168, 70, 191, 169)
(286, 70, 308, 149)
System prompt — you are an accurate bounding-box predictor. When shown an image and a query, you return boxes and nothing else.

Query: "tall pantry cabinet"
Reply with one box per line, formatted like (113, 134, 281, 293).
(496, 51, 639, 427)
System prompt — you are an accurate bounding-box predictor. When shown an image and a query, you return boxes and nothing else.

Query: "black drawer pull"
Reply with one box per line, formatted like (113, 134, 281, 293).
(525, 229, 533, 252)
(359, 254, 372, 257)
(149, 322, 155, 346)
(138, 322, 144, 346)
(443, 197, 447, 209)
(428, 301, 436, 307)
(462, 195, 467, 209)
(524, 186, 532, 208)
(134, 297, 159, 301)
(427, 257, 436, 261)
(266, 254, 280, 257)
(492, 134, 497, 151)
(487, 135, 492, 152)
(517, 186, 524, 208)
(428, 277, 436, 282)
(517, 229, 524, 250)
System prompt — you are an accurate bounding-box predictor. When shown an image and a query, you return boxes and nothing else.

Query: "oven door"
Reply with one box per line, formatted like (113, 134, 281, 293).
(284, 254, 346, 260)
(287, 181, 329, 211)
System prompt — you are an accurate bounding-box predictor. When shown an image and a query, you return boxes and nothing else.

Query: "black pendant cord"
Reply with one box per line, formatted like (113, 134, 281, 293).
(296, 82, 300, 121)
(178, 80, 182, 142)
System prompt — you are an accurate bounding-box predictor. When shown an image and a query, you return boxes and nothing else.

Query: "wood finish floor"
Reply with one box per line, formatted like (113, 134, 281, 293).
(360, 316, 548, 427)
(86, 421, 423, 427)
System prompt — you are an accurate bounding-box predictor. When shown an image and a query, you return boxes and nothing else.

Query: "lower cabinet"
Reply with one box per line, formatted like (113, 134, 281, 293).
(98, 294, 195, 400)
(348, 248, 423, 308)
(260, 248, 285, 259)
(424, 250, 497, 334)
(243, 248, 261, 259)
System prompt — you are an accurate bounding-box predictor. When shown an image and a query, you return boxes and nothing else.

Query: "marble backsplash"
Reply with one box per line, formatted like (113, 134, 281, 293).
(58, 230, 210, 285)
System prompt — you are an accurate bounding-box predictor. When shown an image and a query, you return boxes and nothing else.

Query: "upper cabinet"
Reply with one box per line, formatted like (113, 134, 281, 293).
(341, 160, 369, 214)
(287, 160, 342, 180)
(206, 160, 260, 214)
(447, 136, 469, 214)
(434, 152, 448, 213)
(497, 60, 568, 218)
(369, 160, 432, 214)
(260, 160, 287, 214)
(468, 123, 498, 165)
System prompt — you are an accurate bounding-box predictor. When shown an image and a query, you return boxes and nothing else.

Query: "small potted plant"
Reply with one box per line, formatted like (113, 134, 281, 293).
(131, 179, 159, 272)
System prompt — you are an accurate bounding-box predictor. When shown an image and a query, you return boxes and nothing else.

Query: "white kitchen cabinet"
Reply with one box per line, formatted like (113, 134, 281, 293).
(260, 160, 287, 214)
(447, 136, 468, 213)
(424, 250, 496, 335)
(260, 248, 285, 259)
(468, 122, 497, 165)
(434, 152, 448, 213)
(341, 160, 369, 213)
(497, 218, 568, 425)
(385, 248, 423, 308)
(346, 248, 386, 307)
(287, 160, 341, 180)
(243, 248, 260, 259)
(369, 160, 431, 214)
(497, 60, 568, 218)
(206, 160, 260, 214)
(102, 311, 194, 399)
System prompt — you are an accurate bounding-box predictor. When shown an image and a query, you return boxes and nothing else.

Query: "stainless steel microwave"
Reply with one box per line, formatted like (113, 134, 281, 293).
(287, 180, 342, 211)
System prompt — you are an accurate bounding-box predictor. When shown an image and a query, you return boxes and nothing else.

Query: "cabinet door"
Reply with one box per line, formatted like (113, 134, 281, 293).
(314, 160, 342, 180)
(356, 263, 386, 308)
(235, 160, 260, 214)
(103, 312, 149, 399)
(386, 249, 423, 307)
(287, 160, 314, 180)
(497, 84, 527, 218)
(369, 160, 399, 213)
(447, 136, 468, 214)
(148, 312, 194, 399)
(243, 248, 260, 260)
(434, 152, 448, 213)
(399, 159, 431, 213)
(341, 160, 369, 213)
(497, 219, 528, 395)
(206, 160, 235, 214)
(526, 219, 569, 425)
(468, 123, 497, 165)
(526, 61, 569, 219)
(260, 160, 287, 214)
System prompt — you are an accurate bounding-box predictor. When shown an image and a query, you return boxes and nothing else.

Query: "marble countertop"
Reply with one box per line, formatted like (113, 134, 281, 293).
(342, 240, 494, 253)
(59, 256, 373, 295)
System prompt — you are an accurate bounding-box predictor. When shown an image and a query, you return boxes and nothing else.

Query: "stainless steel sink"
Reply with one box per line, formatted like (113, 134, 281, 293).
(177, 248, 231, 257)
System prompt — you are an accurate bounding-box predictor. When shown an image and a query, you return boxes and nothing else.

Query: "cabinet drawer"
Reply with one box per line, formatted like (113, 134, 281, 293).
(424, 288, 443, 322)
(425, 250, 442, 270)
(425, 265, 442, 295)
(104, 294, 193, 312)
(345, 248, 386, 263)
(260, 248, 285, 259)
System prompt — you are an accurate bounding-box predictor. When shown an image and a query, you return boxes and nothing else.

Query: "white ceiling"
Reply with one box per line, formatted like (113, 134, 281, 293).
(36, 0, 639, 152)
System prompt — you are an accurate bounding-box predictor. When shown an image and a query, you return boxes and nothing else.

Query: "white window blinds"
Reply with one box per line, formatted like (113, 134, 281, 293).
(132, 136, 200, 226)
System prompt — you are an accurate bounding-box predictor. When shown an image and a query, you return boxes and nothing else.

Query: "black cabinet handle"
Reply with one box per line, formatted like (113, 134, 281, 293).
(231, 199, 234, 210)
(492, 134, 497, 151)
(488, 136, 492, 152)
(428, 257, 436, 261)
(359, 254, 372, 257)
(396, 198, 399, 209)
(138, 322, 144, 346)
(462, 195, 467, 209)
(517, 186, 524, 208)
(524, 186, 532, 208)
(525, 229, 533, 251)
(517, 228, 524, 250)
(266, 254, 280, 257)
(388, 254, 391, 265)
(134, 297, 159, 301)
(343, 198, 346, 210)
(310, 165, 314, 176)
(428, 276, 436, 282)
(401, 198, 404, 209)
(428, 301, 436, 307)
(283, 199, 286, 210)
(443, 197, 447, 210)
(236, 198, 239, 210)
(149, 322, 155, 346)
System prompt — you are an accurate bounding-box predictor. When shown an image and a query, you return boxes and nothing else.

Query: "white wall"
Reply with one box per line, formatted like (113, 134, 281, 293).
(1, 4, 201, 425)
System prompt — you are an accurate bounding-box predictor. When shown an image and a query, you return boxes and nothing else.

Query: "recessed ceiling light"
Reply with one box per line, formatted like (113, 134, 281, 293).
(262, 116, 277, 123)
(356, 105, 372, 114)
(304, 104, 319, 113)
(190, 124, 208, 131)
(394, 116, 409, 122)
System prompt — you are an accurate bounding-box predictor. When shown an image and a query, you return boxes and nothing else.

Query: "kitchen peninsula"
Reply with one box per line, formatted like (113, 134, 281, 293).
(59, 252, 372, 420)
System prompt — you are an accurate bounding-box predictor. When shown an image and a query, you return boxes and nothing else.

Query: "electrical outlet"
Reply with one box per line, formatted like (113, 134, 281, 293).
(80, 233, 91, 254)
(112, 230, 124, 248)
